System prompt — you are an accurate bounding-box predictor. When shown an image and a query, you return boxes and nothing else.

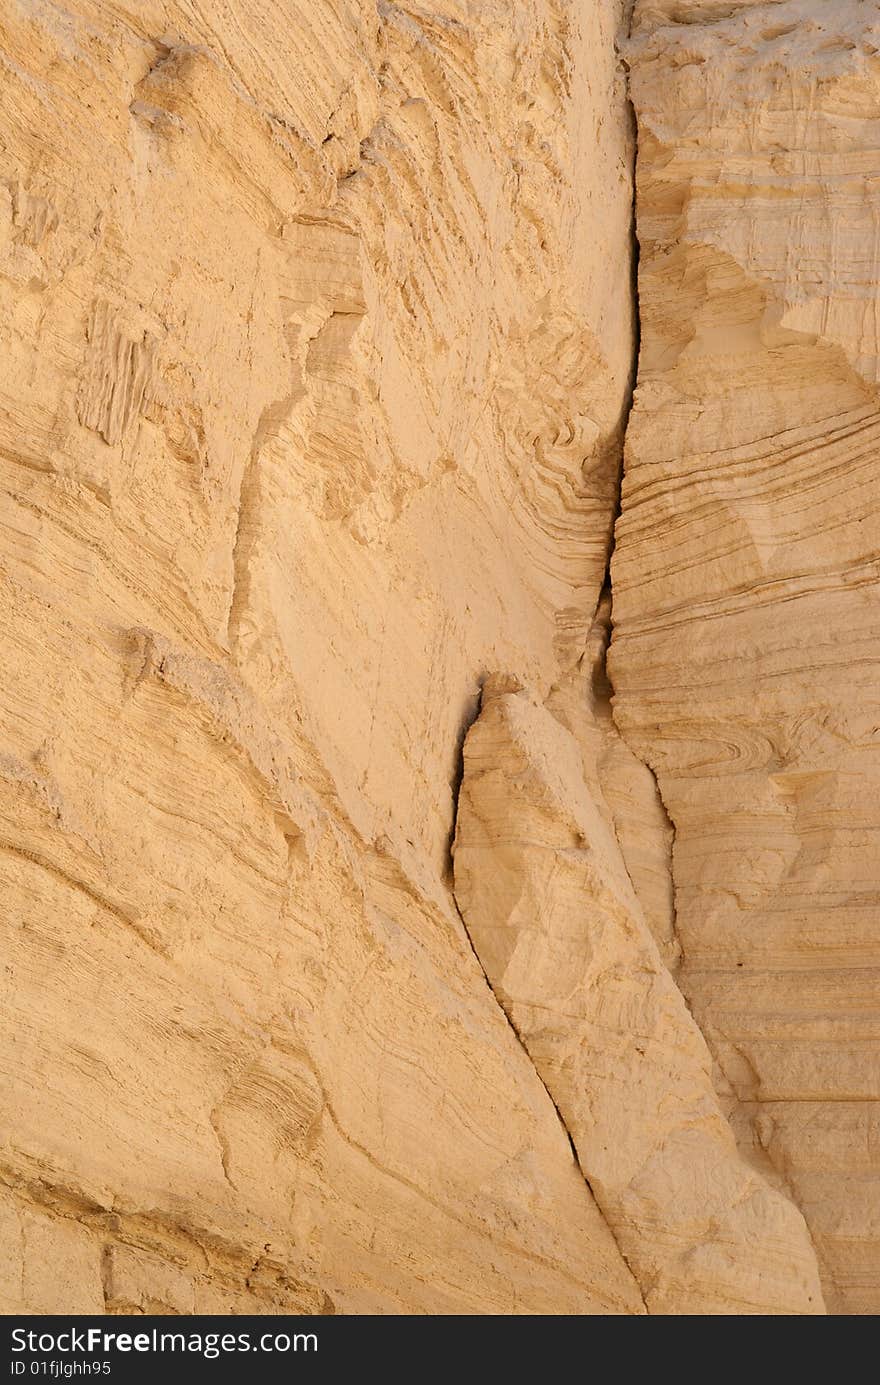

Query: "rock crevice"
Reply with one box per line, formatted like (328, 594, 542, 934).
(1, 0, 874, 1317)
(451, 681, 824, 1313)
(610, 0, 880, 1315)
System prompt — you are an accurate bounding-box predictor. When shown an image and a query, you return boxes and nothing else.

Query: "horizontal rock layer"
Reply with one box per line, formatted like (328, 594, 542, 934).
(612, 0, 880, 1315)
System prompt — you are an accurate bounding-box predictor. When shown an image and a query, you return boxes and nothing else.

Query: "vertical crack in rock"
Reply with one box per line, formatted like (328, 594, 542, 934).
(444, 29, 656, 1311)
(580, 114, 686, 972)
(604, 0, 880, 1315)
(451, 21, 824, 1315)
(448, 882, 649, 1316)
(446, 40, 655, 1309)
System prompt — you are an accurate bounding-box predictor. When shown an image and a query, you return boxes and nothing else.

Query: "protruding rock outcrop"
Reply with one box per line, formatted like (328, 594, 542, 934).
(453, 682, 824, 1314)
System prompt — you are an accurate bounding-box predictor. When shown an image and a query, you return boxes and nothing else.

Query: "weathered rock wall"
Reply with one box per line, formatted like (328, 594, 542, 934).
(0, 0, 643, 1315)
(612, 0, 880, 1315)
(2, 0, 874, 1317)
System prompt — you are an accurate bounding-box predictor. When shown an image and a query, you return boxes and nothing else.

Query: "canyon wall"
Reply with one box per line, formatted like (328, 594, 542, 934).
(0, 0, 874, 1316)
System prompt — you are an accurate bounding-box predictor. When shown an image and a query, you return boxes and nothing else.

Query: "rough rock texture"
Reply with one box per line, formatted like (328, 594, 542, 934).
(453, 681, 823, 1313)
(612, 0, 880, 1316)
(0, 0, 870, 1318)
(0, 0, 644, 1316)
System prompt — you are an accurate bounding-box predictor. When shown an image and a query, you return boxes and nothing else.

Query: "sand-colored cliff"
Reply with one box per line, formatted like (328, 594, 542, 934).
(612, 0, 880, 1315)
(0, 0, 643, 1316)
(0, 0, 875, 1316)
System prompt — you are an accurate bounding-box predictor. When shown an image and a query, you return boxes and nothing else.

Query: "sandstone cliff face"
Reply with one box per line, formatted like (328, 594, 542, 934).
(612, 0, 880, 1315)
(0, 0, 872, 1318)
(0, 0, 642, 1315)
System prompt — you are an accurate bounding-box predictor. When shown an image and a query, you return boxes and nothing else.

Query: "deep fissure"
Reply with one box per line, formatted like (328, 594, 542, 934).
(443, 56, 654, 1304)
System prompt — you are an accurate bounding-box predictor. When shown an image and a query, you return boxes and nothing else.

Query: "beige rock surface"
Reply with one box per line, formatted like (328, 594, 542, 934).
(0, 0, 869, 1317)
(453, 682, 824, 1313)
(612, 0, 880, 1316)
(0, 0, 643, 1316)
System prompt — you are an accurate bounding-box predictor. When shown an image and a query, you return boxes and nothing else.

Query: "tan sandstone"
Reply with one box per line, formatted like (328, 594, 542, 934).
(612, 0, 880, 1316)
(0, 0, 641, 1316)
(0, 0, 873, 1317)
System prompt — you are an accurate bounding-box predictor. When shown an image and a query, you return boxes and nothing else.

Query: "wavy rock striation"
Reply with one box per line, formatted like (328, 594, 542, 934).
(0, 0, 642, 1315)
(0, 0, 872, 1316)
(612, 0, 880, 1315)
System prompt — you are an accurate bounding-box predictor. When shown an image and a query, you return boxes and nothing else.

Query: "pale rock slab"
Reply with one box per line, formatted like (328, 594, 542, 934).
(453, 683, 824, 1314)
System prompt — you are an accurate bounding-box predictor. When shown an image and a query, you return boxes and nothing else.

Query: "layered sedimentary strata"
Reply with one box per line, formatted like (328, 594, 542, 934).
(0, 0, 644, 1314)
(1, 0, 873, 1318)
(612, 0, 880, 1315)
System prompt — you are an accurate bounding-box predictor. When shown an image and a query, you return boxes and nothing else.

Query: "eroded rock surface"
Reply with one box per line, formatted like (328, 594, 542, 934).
(0, 0, 872, 1317)
(612, 0, 880, 1315)
(0, 0, 643, 1316)
(453, 681, 823, 1313)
